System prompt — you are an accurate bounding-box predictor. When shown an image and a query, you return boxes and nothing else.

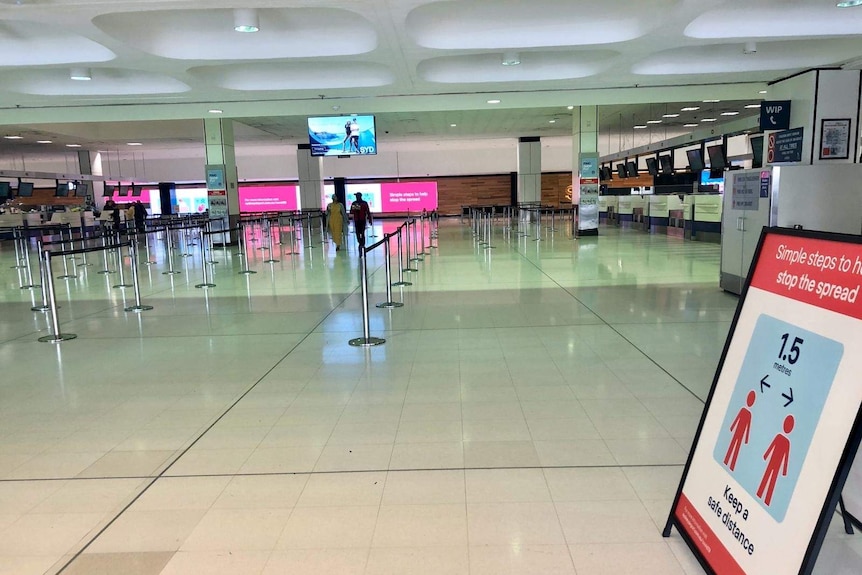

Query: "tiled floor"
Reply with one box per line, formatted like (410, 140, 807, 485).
(0, 217, 860, 574)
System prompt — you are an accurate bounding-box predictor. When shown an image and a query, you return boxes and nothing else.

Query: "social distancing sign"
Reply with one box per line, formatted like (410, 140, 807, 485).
(666, 228, 862, 575)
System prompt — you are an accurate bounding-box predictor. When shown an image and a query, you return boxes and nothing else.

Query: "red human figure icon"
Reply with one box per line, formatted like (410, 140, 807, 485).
(757, 415, 795, 507)
(723, 390, 756, 471)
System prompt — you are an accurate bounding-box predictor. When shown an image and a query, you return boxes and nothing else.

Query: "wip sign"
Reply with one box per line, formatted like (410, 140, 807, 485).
(666, 228, 862, 575)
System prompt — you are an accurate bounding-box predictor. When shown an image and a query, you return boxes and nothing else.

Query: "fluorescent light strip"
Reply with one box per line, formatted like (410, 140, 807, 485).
(662, 114, 680, 118)
(681, 107, 700, 112)
(721, 111, 740, 116)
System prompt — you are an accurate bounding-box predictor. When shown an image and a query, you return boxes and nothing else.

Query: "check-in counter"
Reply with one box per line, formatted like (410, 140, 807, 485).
(49, 211, 83, 228)
(648, 195, 669, 233)
(691, 194, 722, 243)
(618, 195, 646, 229)
(25, 212, 42, 226)
(0, 212, 24, 227)
(667, 195, 686, 237)
(603, 196, 619, 224)
(598, 196, 608, 222)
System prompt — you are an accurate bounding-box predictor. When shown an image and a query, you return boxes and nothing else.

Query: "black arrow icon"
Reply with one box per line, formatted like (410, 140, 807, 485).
(782, 388, 794, 408)
(760, 375, 771, 393)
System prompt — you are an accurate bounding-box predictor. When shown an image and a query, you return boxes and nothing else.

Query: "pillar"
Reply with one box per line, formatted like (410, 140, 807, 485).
(203, 118, 239, 228)
(573, 106, 599, 236)
(297, 144, 324, 212)
(517, 136, 541, 205)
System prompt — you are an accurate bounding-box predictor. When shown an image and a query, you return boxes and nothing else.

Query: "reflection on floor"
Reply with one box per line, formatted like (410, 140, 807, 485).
(0, 219, 859, 574)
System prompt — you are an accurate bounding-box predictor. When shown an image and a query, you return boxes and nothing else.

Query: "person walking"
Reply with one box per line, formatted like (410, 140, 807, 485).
(349, 192, 372, 248)
(326, 194, 347, 251)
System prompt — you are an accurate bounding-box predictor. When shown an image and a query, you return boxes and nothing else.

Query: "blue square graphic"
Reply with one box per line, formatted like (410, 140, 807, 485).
(713, 314, 843, 522)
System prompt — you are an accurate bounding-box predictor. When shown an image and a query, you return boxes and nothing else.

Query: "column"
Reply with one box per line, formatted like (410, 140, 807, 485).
(573, 106, 599, 236)
(768, 69, 862, 165)
(517, 136, 541, 206)
(297, 144, 323, 212)
(203, 118, 239, 228)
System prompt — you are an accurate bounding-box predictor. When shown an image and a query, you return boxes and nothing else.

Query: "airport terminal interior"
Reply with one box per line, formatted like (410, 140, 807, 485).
(0, 220, 860, 574)
(4, 1, 862, 574)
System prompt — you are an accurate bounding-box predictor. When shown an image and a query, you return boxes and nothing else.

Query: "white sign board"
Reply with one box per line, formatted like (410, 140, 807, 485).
(667, 228, 862, 575)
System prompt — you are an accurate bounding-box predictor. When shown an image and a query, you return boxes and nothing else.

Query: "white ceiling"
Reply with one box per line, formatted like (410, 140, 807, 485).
(0, 0, 859, 155)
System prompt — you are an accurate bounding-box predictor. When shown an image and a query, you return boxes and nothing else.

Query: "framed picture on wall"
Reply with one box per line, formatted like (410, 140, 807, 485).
(820, 118, 851, 160)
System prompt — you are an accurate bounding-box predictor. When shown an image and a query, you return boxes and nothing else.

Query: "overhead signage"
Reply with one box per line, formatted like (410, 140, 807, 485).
(766, 128, 804, 164)
(760, 101, 791, 131)
(665, 227, 862, 575)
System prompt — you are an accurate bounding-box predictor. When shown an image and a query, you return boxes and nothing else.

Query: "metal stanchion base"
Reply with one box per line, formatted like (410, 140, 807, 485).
(348, 336, 385, 347)
(180, 254, 193, 258)
(376, 302, 404, 308)
(20, 284, 40, 290)
(57, 274, 78, 279)
(97, 270, 114, 274)
(238, 270, 257, 275)
(31, 304, 50, 312)
(125, 304, 154, 312)
(419, 251, 430, 256)
(403, 267, 418, 273)
(10, 264, 25, 269)
(195, 283, 216, 289)
(484, 245, 496, 249)
(113, 283, 134, 289)
(38, 333, 77, 343)
(532, 238, 542, 242)
(263, 258, 280, 263)
(392, 281, 412, 286)
(409, 256, 424, 262)
(144, 261, 156, 266)
(78, 262, 94, 267)
(207, 260, 219, 265)
(162, 270, 182, 275)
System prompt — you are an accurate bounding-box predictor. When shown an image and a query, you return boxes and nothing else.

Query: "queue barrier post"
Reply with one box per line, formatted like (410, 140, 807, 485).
(409, 219, 423, 262)
(376, 235, 404, 309)
(162, 226, 181, 275)
(31, 238, 50, 312)
(263, 218, 280, 263)
(348, 246, 386, 347)
(237, 222, 257, 275)
(392, 224, 412, 287)
(112, 233, 134, 289)
(19, 229, 40, 290)
(57, 227, 77, 280)
(37, 249, 77, 343)
(404, 219, 419, 272)
(125, 236, 153, 312)
(195, 227, 216, 289)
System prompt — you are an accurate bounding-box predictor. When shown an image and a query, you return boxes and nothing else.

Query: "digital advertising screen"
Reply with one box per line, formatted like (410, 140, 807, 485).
(321, 181, 438, 214)
(308, 115, 377, 157)
(239, 184, 299, 213)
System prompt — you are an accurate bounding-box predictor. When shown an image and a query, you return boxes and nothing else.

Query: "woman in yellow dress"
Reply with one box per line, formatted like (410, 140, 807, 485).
(326, 194, 347, 251)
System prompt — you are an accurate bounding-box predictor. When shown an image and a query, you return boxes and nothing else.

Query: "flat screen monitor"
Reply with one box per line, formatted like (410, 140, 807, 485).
(17, 182, 33, 197)
(308, 115, 377, 157)
(131, 184, 143, 197)
(76, 181, 90, 198)
(117, 185, 129, 196)
(659, 154, 673, 174)
(601, 166, 612, 180)
(616, 163, 627, 178)
(55, 182, 69, 197)
(751, 135, 764, 168)
(625, 161, 638, 178)
(707, 144, 728, 170)
(686, 148, 705, 172)
(0, 181, 10, 200)
(645, 157, 658, 176)
(103, 184, 115, 197)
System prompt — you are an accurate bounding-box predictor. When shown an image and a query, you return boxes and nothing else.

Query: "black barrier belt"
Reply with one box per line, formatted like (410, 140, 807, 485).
(202, 226, 241, 237)
(42, 241, 130, 257)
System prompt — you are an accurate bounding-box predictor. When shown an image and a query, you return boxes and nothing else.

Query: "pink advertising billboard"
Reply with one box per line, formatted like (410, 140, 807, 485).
(379, 182, 438, 212)
(239, 185, 299, 213)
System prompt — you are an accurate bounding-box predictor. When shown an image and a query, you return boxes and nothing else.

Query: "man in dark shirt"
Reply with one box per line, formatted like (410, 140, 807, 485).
(349, 192, 372, 248)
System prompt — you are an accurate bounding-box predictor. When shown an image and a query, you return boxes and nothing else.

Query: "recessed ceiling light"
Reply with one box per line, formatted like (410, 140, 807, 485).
(703, 99, 721, 103)
(66, 144, 82, 147)
(127, 142, 143, 146)
(745, 104, 761, 109)
(646, 120, 662, 124)
(683, 123, 699, 128)
(70, 67, 92, 81)
(759, 90, 768, 94)
(701, 118, 717, 122)
(548, 120, 556, 124)
(501, 51, 520, 66)
(633, 125, 648, 129)
(37, 140, 52, 144)
(721, 111, 740, 116)
(567, 106, 574, 110)
(681, 106, 700, 112)
(486, 99, 501, 104)
(449, 123, 457, 127)
(3, 135, 23, 140)
(662, 114, 680, 118)
(233, 8, 259, 32)
(837, 1, 862, 7)
(208, 109, 223, 114)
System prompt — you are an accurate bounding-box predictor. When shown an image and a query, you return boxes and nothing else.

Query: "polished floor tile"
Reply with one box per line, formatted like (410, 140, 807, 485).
(1, 221, 858, 574)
